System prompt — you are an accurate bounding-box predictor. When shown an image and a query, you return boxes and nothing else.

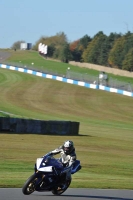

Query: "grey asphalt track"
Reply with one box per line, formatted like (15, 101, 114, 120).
(0, 188, 133, 200)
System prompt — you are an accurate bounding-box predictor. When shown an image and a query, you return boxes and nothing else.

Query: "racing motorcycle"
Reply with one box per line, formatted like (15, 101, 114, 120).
(22, 153, 81, 195)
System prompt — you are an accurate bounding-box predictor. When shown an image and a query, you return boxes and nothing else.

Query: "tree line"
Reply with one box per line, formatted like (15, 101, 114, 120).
(11, 31, 133, 71)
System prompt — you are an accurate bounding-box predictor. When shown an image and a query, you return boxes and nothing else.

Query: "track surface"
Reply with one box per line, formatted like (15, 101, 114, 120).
(1, 188, 133, 200)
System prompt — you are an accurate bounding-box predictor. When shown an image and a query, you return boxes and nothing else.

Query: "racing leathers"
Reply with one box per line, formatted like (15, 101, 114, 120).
(49, 145, 77, 181)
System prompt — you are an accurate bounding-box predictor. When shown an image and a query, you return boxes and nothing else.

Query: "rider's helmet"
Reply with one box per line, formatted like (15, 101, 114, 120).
(63, 140, 74, 155)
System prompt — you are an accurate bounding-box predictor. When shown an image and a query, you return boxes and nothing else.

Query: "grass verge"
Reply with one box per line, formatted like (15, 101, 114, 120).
(0, 133, 133, 189)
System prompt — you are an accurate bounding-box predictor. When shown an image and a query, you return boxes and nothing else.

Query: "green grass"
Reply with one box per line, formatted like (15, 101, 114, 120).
(0, 133, 133, 189)
(0, 50, 133, 189)
(5, 50, 99, 75)
(4, 49, 133, 83)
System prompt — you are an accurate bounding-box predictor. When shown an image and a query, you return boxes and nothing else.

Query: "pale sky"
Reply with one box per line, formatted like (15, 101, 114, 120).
(0, 0, 133, 48)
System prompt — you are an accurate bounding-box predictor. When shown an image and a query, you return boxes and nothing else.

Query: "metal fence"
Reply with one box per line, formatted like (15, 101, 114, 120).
(66, 70, 133, 92)
(1, 61, 133, 92)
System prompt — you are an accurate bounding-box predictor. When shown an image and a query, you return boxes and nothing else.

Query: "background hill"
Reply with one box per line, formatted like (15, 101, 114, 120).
(0, 50, 133, 189)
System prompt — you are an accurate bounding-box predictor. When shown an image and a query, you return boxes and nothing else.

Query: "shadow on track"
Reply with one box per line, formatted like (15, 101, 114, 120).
(34, 194, 132, 200)
(63, 195, 132, 200)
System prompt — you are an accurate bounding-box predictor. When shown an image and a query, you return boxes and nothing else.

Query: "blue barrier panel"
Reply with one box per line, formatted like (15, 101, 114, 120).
(42, 73, 47, 78)
(117, 89, 123, 95)
(52, 75, 57, 80)
(73, 80, 79, 85)
(104, 86, 110, 92)
(32, 71, 36, 75)
(84, 83, 90, 88)
(6, 65, 10, 69)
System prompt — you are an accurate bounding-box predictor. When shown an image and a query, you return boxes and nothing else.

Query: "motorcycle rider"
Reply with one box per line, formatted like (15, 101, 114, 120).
(48, 140, 76, 182)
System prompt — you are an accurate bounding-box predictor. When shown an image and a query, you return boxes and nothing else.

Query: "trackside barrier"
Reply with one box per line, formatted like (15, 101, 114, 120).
(0, 117, 80, 135)
(0, 63, 133, 97)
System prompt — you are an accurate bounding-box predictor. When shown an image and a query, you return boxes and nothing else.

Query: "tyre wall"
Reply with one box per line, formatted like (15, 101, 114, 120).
(0, 117, 80, 135)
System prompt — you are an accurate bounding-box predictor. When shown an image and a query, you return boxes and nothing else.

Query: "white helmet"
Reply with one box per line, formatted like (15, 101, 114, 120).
(63, 140, 74, 154)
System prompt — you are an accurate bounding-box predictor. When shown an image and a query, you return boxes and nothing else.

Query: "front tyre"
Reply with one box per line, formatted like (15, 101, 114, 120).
(22, 174, 37, 195)
(52, 180, 71, 195)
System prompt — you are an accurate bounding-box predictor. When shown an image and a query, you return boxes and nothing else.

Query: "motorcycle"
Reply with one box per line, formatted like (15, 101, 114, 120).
(22, 153, 81, 195)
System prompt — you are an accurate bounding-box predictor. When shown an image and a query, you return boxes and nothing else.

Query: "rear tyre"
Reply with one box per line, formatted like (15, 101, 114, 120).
(52, 180, 71, 195)
(22, 174, 37, 195)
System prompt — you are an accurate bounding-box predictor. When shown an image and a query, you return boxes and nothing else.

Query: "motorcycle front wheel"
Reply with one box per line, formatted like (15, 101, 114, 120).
(52, 180, 71, 195)
(22, 174, 38, 195)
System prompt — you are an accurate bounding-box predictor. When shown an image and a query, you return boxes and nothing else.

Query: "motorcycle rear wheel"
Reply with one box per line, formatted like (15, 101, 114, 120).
(22, 174, 38, 195)
(52, 180, 71, 195)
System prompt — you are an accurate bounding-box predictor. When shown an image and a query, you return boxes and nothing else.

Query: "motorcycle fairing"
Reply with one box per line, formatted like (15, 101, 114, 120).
(71, 160, 81, 174)
(36, 156, 63, 172)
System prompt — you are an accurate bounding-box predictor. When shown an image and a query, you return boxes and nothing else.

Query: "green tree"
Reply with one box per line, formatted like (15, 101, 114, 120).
(11, 40, 25, 50)
(59, 42, 72, 63)
(82, 31, 107, 65)
(122, 48, 133, 71)
(79, 34, 91, 49)
(69, 35, 91, 62)
(69, 40, 81, 61)
(108, 36, 125, 68)
(122, 32, 133, 58)
(33, 32, 68, 59)
(47, 43, 55, 57)
(98, 38, 108, 65)
(108, 32, 133, 69)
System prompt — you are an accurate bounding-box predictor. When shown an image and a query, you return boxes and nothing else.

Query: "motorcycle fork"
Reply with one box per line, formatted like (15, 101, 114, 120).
(34, 172, 45, 186)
